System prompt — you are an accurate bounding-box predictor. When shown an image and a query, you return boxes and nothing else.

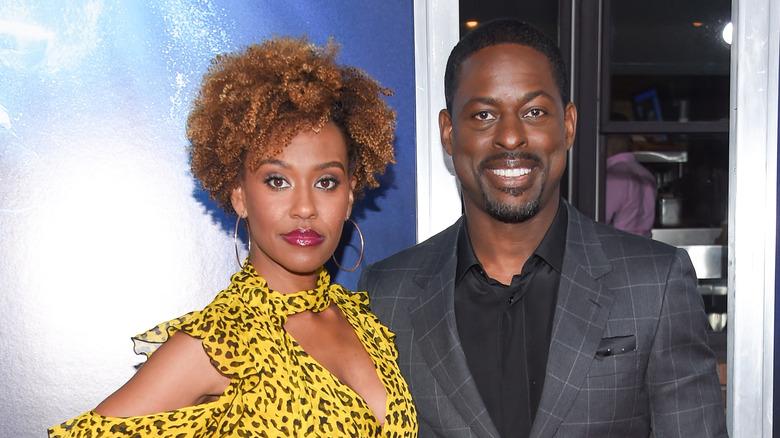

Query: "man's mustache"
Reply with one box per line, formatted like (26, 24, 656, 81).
(478, 151, 543, 171)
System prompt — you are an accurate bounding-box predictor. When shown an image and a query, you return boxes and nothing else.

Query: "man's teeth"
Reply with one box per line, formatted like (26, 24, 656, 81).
(491, 168, 531, 177)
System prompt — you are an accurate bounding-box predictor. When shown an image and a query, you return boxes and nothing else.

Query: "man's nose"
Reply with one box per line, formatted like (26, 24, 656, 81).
(494, 116, 526, 150)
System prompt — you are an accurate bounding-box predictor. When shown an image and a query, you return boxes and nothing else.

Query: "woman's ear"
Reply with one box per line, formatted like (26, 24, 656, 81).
(345, 178, 356, 219)
(230, 185, 247, 217)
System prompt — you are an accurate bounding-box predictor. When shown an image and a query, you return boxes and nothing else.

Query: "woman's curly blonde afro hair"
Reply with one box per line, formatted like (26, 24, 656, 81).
(188, 36, 396, 214)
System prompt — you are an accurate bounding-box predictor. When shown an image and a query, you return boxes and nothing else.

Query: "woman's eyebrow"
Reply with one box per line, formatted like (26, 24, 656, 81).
(316, 161, 346, 171)
(257, 157, 289, 168)
(257, 158, 345, 172)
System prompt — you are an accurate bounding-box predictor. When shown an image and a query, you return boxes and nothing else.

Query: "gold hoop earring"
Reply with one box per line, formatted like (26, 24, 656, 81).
(234, 214, 250, 268)
(332, 218, 364, 272)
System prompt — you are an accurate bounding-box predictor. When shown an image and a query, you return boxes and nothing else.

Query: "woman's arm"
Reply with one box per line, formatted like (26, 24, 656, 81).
(94, 331, 231, 417)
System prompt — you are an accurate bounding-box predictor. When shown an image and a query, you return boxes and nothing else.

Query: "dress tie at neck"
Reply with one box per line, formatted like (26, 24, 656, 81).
(237, 260, 333, 319)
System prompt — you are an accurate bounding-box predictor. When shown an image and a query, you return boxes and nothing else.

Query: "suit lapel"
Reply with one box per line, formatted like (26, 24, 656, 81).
(408, 219, 500, 438)
(530, 203, 615, 438)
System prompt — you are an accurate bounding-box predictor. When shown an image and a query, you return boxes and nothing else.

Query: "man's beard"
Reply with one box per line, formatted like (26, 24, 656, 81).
(476, 151, 544, 223)
(482, 185, 542, 223)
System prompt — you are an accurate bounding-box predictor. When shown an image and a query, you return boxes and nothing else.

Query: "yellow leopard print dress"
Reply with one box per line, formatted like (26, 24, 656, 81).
(49, 263, 417, 437)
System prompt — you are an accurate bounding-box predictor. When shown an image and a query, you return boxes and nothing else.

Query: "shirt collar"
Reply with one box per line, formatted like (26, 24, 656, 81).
(456, 199, 568, 284)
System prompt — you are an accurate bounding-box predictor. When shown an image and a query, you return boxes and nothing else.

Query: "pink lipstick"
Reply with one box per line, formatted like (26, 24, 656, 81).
(282, 229, 325, 247)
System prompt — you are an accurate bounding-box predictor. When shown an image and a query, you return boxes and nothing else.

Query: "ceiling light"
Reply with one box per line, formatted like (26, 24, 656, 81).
(722, 21, 733, 45)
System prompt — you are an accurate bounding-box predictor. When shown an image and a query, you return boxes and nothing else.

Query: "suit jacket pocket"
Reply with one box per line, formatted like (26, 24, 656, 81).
(588, 334, 639, 377)
(595, 334, 636, 358)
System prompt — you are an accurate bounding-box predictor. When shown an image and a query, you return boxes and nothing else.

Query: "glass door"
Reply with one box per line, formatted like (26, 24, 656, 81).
(459, 0, 732, 408)
(600, 0, 731, 403)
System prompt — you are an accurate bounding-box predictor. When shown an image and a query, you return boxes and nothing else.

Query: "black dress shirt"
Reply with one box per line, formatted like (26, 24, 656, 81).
(454, 201, 567, 438)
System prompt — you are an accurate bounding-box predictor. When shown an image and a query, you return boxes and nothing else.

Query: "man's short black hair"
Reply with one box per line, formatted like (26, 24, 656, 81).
(444, 19, 569, 112)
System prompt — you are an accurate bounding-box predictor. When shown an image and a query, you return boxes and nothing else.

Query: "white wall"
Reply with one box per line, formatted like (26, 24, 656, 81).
(0, 3, 240, 435)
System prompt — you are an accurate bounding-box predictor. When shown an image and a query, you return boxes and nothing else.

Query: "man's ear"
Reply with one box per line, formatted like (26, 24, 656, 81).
(230, 185, 247, 217)
(564, 102, 578, 151)
(439, 109, 454, 156)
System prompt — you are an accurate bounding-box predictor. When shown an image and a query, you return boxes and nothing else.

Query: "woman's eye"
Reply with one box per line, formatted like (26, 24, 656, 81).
(315, 177, 339, 190)
(264, 176, 290, 189)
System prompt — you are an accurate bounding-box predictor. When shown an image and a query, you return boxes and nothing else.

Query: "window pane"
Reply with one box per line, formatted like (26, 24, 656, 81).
(613, 133, 729, 229)
(609, 1, 731, 122)
(459, 0, 558, 41)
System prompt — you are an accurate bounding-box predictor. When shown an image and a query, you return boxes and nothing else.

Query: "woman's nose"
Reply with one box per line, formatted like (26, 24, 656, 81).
(290, 187, 317, 219)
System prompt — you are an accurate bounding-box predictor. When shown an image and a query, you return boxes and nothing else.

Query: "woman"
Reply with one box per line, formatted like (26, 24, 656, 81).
(49, 36, 417, 437)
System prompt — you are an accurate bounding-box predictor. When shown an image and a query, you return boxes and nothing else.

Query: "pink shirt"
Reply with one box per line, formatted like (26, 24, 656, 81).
(605, 152, 657, 237)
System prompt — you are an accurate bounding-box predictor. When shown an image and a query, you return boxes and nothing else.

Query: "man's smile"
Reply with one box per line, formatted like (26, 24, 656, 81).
(489, 167, 532, 178)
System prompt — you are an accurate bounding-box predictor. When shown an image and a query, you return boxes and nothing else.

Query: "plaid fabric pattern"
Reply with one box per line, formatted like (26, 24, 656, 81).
(359, 201, 727, 438)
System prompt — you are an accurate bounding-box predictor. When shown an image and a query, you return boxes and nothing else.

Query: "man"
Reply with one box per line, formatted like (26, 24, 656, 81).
(605, 114, 657, 237)
(359, 19, 726, 438)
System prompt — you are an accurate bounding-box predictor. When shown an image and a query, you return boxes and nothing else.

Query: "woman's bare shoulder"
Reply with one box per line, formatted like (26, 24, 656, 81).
(94, 331, 231, 417)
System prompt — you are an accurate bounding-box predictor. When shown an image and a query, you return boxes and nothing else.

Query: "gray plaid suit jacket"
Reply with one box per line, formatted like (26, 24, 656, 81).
(358, 201, 727, 438)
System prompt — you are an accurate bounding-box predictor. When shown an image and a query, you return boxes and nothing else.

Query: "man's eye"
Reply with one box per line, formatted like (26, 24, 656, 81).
(524, 108, 546, 118)
(474, 111, 494, 121)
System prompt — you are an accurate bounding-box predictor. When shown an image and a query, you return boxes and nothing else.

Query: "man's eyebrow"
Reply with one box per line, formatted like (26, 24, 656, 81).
(465, 90, 556, 106)
(469, 96, 500, 106)
(522, 90, 556, 101)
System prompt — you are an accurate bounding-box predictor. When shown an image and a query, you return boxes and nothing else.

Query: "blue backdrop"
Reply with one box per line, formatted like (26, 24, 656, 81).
(0, 2, 416, 435)
(0, 1, 416, 289)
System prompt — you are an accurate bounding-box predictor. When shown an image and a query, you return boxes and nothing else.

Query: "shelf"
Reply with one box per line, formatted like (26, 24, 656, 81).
(633, 150, 688, 163)
(601, 120, 729, 134)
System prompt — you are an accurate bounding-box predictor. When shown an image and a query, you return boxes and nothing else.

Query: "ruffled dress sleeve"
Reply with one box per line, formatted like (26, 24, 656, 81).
(48, 269, 274, 438)
(49, 265, 418, 437)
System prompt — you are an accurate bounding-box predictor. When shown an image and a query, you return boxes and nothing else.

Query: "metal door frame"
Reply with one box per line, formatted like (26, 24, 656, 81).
(414, 0, 780, 435)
